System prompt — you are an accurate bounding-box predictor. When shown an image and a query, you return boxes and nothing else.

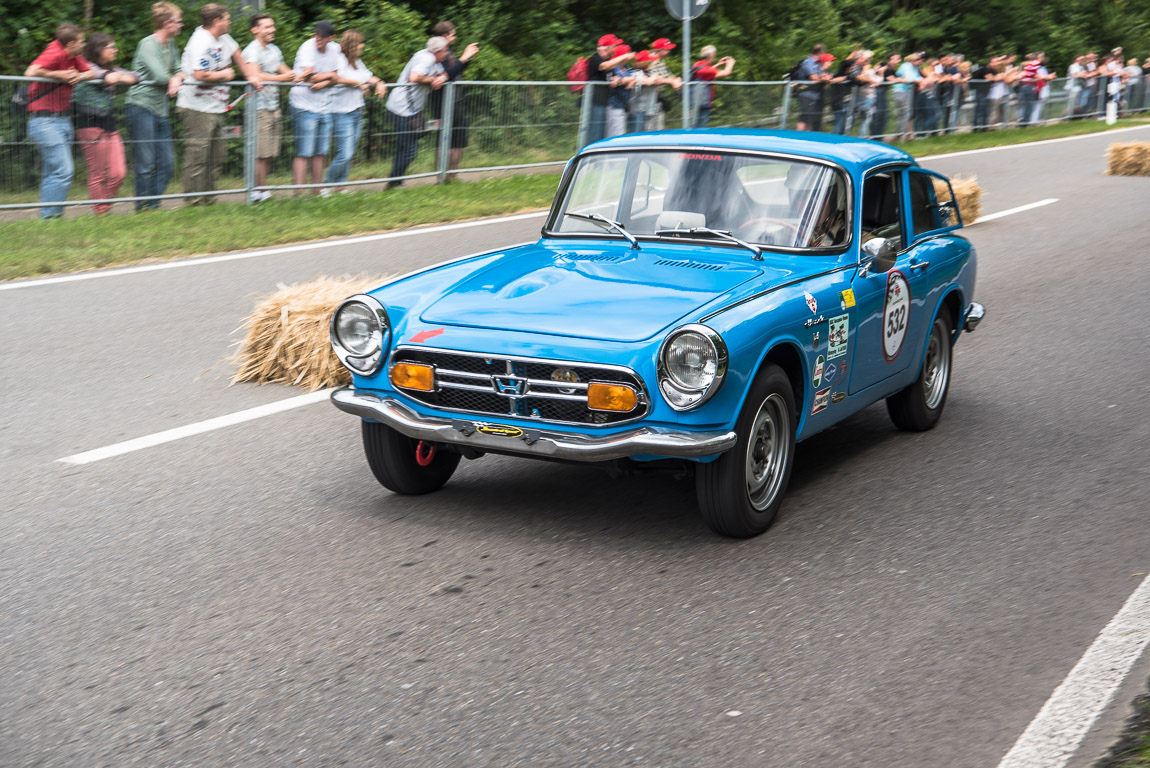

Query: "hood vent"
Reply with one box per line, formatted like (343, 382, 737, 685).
(654, 259, 724, 272)
(570, 254, 627, 263)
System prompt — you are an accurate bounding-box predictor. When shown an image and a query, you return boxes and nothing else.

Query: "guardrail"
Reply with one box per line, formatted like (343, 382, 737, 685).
(2, 75, 1144, 215)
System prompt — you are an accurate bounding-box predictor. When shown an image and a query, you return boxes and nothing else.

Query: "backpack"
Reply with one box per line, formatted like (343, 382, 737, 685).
(567, 57, 589, 93)
(787, 59, 810, 94)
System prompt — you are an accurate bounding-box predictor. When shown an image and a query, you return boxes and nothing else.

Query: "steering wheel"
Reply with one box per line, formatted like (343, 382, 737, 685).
(735, 216, 803, 243)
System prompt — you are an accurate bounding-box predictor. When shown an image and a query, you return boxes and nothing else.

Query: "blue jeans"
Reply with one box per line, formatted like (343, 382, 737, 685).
(324, 109, 364, 185)
(292, 107, 332, 157)
(586, 103, 607, 145)
(124, 104, 174, 211)
(27, 115, 74, 218)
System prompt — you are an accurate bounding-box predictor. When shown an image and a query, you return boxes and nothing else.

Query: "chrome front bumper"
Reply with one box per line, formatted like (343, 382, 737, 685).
(331, 387, 738, 462)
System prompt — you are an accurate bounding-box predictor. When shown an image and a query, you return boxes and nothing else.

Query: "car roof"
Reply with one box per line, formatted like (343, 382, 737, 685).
(583, 128, 915, 171)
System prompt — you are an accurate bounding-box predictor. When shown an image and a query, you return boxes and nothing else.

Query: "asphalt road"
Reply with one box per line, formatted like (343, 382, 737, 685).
(2, 126, 1149, 767)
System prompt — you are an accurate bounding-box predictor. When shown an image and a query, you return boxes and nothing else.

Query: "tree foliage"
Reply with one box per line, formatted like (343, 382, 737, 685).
(3, 0, 1149, 81)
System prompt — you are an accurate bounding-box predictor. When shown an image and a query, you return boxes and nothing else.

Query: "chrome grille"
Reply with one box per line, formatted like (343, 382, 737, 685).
(390, 347, 649, 426)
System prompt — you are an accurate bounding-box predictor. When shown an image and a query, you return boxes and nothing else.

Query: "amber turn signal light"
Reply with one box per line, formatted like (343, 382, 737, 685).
(587, 382, 638, 412)
(390, 362, 435, 391)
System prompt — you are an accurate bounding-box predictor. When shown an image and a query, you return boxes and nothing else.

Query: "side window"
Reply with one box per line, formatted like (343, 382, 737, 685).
(860, 171, 903, 251)
(908, 171, 938, 236)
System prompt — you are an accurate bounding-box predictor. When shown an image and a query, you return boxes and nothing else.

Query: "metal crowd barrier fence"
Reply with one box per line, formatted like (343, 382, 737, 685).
(2, 74, 1146, 214)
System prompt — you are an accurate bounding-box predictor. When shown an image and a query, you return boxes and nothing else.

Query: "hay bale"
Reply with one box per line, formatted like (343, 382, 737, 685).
(1106, 142, 1150, 176)
(933, 174, 982, 225)
(232, 275, 391, 391)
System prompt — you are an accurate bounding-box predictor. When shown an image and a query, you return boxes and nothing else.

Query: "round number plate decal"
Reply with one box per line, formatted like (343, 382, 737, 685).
(883, 271, 910, 362)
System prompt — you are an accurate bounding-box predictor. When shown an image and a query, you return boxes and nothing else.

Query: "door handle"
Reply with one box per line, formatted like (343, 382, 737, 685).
(910, 260, 930, 272)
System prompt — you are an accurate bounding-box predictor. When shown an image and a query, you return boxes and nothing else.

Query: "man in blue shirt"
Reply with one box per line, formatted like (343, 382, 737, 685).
(892, 51, 923, 140)
(795, 44, 832, 131)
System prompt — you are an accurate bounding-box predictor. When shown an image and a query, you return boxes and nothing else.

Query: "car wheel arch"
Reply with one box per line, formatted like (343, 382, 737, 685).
(750, 341, 805, 431)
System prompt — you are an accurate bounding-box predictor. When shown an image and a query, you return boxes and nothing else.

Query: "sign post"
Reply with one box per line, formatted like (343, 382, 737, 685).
(664, 0, 710, 128)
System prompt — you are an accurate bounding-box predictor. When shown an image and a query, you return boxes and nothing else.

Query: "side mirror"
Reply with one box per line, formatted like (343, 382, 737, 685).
(860, 237, 897, 276)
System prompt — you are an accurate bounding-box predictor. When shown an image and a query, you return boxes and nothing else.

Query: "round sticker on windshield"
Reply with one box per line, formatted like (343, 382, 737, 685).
(883, 271, 910, 362)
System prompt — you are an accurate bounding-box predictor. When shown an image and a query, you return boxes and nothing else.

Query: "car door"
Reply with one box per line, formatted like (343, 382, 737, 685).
(846, 166, 960, 395)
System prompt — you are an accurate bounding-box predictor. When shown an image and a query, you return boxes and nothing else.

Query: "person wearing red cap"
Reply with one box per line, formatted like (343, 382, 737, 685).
(585, 34, 634, 143)
(645, 39, 682, 130)
(689, 45, 734, 128)
(605, 44, 637, 137)
(793, 44, 833, 131)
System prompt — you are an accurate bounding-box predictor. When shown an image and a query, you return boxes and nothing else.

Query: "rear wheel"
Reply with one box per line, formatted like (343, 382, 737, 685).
(361, 421, 461, 495)
(886, 312, 953, 431)
(695, 363, 796, 538)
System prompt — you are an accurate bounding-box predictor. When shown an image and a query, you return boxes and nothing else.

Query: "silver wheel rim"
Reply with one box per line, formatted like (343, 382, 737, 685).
(922, 320, 951, 410)
(745, 393, 790, 511)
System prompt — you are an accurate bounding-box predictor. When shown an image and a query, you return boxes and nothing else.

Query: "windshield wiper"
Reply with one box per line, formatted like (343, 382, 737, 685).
(655, 227, 763, 260)
(565, 212, 641, 250)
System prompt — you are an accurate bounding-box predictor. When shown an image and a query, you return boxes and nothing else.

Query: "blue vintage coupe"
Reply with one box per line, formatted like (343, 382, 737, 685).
(329, 129, 984, 537)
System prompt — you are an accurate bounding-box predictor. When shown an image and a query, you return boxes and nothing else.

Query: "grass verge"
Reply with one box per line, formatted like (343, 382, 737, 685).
(2, 117, 1148, 282)
(1096, 688, 1150, 767)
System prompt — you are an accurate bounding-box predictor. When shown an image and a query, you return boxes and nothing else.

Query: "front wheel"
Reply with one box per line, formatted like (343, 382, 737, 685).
(886, 312, 953, 431)
(695, 363, 796, 538)
(361, 420, 461, 495)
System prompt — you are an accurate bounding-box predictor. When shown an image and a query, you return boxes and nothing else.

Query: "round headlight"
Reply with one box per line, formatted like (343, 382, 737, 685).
(335, 302, 382, 356)
(665, 331, 718, 390)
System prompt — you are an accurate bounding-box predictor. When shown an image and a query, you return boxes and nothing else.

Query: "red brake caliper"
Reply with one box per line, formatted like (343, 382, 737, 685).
(415, 441, 437, 467)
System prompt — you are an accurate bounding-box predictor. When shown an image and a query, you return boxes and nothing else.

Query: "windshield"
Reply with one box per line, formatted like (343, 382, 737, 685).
(551, 150, 851, 250)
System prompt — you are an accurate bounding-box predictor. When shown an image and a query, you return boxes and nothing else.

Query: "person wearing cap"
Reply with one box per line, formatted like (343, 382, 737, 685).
(605, 44, 637, 137)
(289, 21, 342, 194)
(626, 50, 656, 133)
(794, 44, 831, 131)
(645, 38, 682, 130)
(385, 36, 450, 187)
(585, 34, 634, 144)
(177, 3, 260, 206)
(689, 45, 734, 128)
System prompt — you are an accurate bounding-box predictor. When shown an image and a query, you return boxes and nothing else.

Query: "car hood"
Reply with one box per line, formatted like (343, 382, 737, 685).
(419, 242, 804, 342)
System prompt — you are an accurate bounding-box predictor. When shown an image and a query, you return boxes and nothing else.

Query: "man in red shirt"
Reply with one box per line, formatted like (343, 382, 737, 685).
(24, 23, 94, 218)
(690, 45, 734, 128)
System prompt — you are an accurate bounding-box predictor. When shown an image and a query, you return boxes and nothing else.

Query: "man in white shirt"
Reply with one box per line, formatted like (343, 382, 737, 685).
(288, 20, 341, 194)
(384, 36, 448, 188)
(243, 14, 297, 201)
(177, 3, 257, 206)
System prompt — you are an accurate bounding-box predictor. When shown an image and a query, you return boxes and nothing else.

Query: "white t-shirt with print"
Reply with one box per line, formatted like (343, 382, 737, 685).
(329, 55, 373, 114)
(289, 37, 343, 113)
(177, 27, 240, 113)
(386, 49, 443, 117)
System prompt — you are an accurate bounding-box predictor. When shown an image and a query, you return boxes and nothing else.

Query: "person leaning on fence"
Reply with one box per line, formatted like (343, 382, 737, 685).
(851, 51, 880, 137)
(289, 21, 341, 195)
(645, 38, 682, 131)
(970, 55, 1001, 132)
(690, 45, 734, 128)
(432, 20, 480, 183)
(124, 2, 184, 212)
(868, 53, 900, 139)
(606, 44, 636, 137)
(385, 36, 449, 188)
(177, 3, 260, 207)
(794, 44, 831, 132)
(23, 23, 94, 219)
(627, 51, 659, 133)
(323, 29, 385, 194)
(73, 33, 138, 215)
(243, 13, 297, 203)
(584, 35, 632, 145)
(892, 51, 923, 140)
(829, 46, 861, 135)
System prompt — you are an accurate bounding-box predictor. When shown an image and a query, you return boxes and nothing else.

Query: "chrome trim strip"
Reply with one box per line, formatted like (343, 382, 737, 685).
(963, 302, 985, 332)
(332, 388, 736, 461)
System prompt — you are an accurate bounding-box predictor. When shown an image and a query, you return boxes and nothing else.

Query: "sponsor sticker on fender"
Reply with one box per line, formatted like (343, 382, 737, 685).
(883, 271, 911, 362)
(812, 355, 825, 386)
(811, 387, 831, 415)
(804, 291, 817, 314)
(827, 314, 849, 360)
(832, 392, 846, 404)
(840, 288, 856, 309)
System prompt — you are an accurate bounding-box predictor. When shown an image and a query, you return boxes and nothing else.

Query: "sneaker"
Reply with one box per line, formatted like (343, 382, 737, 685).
(320, 187, 333, 198)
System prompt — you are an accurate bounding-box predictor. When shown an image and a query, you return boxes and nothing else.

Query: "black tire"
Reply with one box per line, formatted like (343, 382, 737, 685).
(695, 363, 796, 538)
(361, 420, 461, 495)
(886, 312, 953, 431)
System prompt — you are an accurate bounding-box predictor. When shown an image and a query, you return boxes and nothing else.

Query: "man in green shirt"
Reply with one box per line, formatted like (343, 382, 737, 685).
(124, 1, 185, 211)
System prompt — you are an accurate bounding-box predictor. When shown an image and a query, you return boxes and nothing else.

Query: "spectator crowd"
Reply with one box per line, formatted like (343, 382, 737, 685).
(17, 10, 1150, 219)
(21, 3, 478, 217)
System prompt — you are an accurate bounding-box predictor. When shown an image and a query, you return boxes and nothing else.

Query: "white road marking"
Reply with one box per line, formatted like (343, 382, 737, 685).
(918, 122, 1150, 161)
(973, 198, 1060, 224)
(57, 388, 334, 465)
(0, 211, 548, 292)
(996, 574, 1150, 768)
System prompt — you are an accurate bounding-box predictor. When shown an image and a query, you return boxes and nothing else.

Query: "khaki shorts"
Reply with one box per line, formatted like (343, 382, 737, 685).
(257, 109, 282, 159)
